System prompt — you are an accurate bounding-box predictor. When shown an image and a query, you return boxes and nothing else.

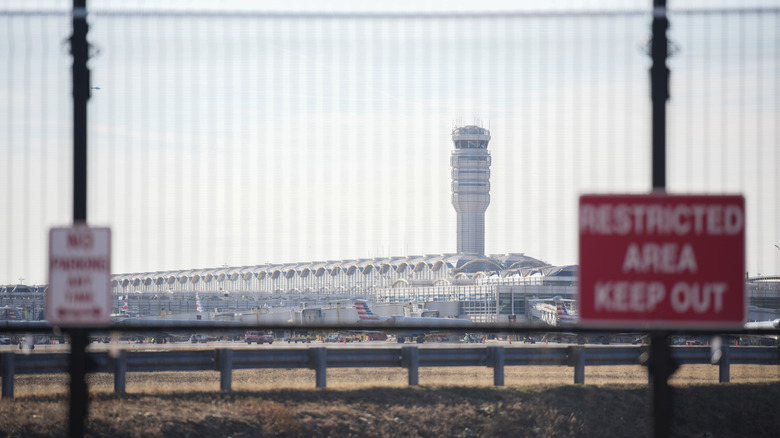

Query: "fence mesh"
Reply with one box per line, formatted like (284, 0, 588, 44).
(1, 3, 778, 286)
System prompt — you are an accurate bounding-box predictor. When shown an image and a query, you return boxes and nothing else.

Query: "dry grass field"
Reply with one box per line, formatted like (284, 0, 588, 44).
(1, 364, 778, 437)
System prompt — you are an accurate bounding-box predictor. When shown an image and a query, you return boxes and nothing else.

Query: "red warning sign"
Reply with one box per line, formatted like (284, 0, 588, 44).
(578, 194, 745, 329)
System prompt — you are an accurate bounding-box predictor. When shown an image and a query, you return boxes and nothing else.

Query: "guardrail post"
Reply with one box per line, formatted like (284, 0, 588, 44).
(568, 346, 585, 384)
(491, 347, 505, 386)
(2, 352, 14, 399)
(718, 344, 730, 383)
(112, 350, 126, 394)
(312, 348, 327, 389)
(217, 349, 233, 391)
(402, 347, 419, 386)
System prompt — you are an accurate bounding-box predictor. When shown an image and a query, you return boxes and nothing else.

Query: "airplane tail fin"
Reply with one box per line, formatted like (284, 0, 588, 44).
(195, 292, 203, 313)
(554, 300, 577, 326)
(10, 308, 24, 321)
(556, 302, 569, 318)
(354, 300, 381, 322)
(123, 293, 128, 313)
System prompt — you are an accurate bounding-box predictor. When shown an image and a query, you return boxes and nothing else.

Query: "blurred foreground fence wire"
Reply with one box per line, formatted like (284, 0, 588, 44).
(1, 4, 778, 287)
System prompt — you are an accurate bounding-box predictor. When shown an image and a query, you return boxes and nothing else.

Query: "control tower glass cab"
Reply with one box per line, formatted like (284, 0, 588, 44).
(450, 125, 491, 255)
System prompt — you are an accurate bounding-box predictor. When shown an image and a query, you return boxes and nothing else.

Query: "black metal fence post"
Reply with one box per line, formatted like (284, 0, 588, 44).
(69, 0, 91, 435)
(72, 3, 89, 220)
(650, 332, 678, 438)
(68, 329, 89, 438)
(651, 0, 669, 192)
(650, 2, 674, 436)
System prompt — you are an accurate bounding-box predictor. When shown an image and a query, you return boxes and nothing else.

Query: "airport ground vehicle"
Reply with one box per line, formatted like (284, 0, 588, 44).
(191, 334, 209, 343)
(325, 333, 362, 343)
(245, 331, 274, 344)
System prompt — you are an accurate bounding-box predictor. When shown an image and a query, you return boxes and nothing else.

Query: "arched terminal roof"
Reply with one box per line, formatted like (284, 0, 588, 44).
(110, 253, 557, 288)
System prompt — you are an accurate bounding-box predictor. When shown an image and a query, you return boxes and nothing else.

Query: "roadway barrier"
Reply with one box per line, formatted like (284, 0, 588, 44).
(2, 345, 778, 398)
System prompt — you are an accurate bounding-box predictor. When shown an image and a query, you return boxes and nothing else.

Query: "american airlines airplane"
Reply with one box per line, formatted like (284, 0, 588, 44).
(548, 297, 777, 344)
(528, 296, 578, 327)
(744, 318, 780, 330)
(0, 306, 25, 322)
(354, 300, 474, 343)
(742, 318, 780, 345)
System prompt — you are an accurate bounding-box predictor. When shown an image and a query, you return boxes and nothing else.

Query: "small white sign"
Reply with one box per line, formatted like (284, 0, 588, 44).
(47, 225, 112, 326)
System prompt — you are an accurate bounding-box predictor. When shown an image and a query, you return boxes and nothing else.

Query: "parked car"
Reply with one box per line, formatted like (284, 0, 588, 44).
(0, 336, 11, 345)
(245, 331, 274, 344)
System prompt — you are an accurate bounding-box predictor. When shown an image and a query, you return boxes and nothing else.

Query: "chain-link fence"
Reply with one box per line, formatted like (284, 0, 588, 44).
(2, 3, 778, 287)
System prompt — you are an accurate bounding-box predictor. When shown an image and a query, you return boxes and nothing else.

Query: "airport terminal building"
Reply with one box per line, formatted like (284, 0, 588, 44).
(106, 253, 578, 323)
(103, 126, 578, 323)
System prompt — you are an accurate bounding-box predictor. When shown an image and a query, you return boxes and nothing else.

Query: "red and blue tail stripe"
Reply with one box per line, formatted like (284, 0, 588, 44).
(10, 308, 23, 321)
(354, 301, 381, 321)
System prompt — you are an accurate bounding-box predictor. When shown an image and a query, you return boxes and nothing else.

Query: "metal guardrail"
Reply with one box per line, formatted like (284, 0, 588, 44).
(2, 344, 778, 398)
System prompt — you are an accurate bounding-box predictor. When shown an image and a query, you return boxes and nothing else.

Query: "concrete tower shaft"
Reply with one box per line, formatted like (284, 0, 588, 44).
(450, 125, 491, 255)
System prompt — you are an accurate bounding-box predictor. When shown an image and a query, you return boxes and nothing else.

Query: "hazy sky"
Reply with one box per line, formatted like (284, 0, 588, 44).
(2, 1, 778, 284)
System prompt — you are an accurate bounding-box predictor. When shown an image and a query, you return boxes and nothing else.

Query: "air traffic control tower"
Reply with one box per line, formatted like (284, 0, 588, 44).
(450, 125, 492, 255)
